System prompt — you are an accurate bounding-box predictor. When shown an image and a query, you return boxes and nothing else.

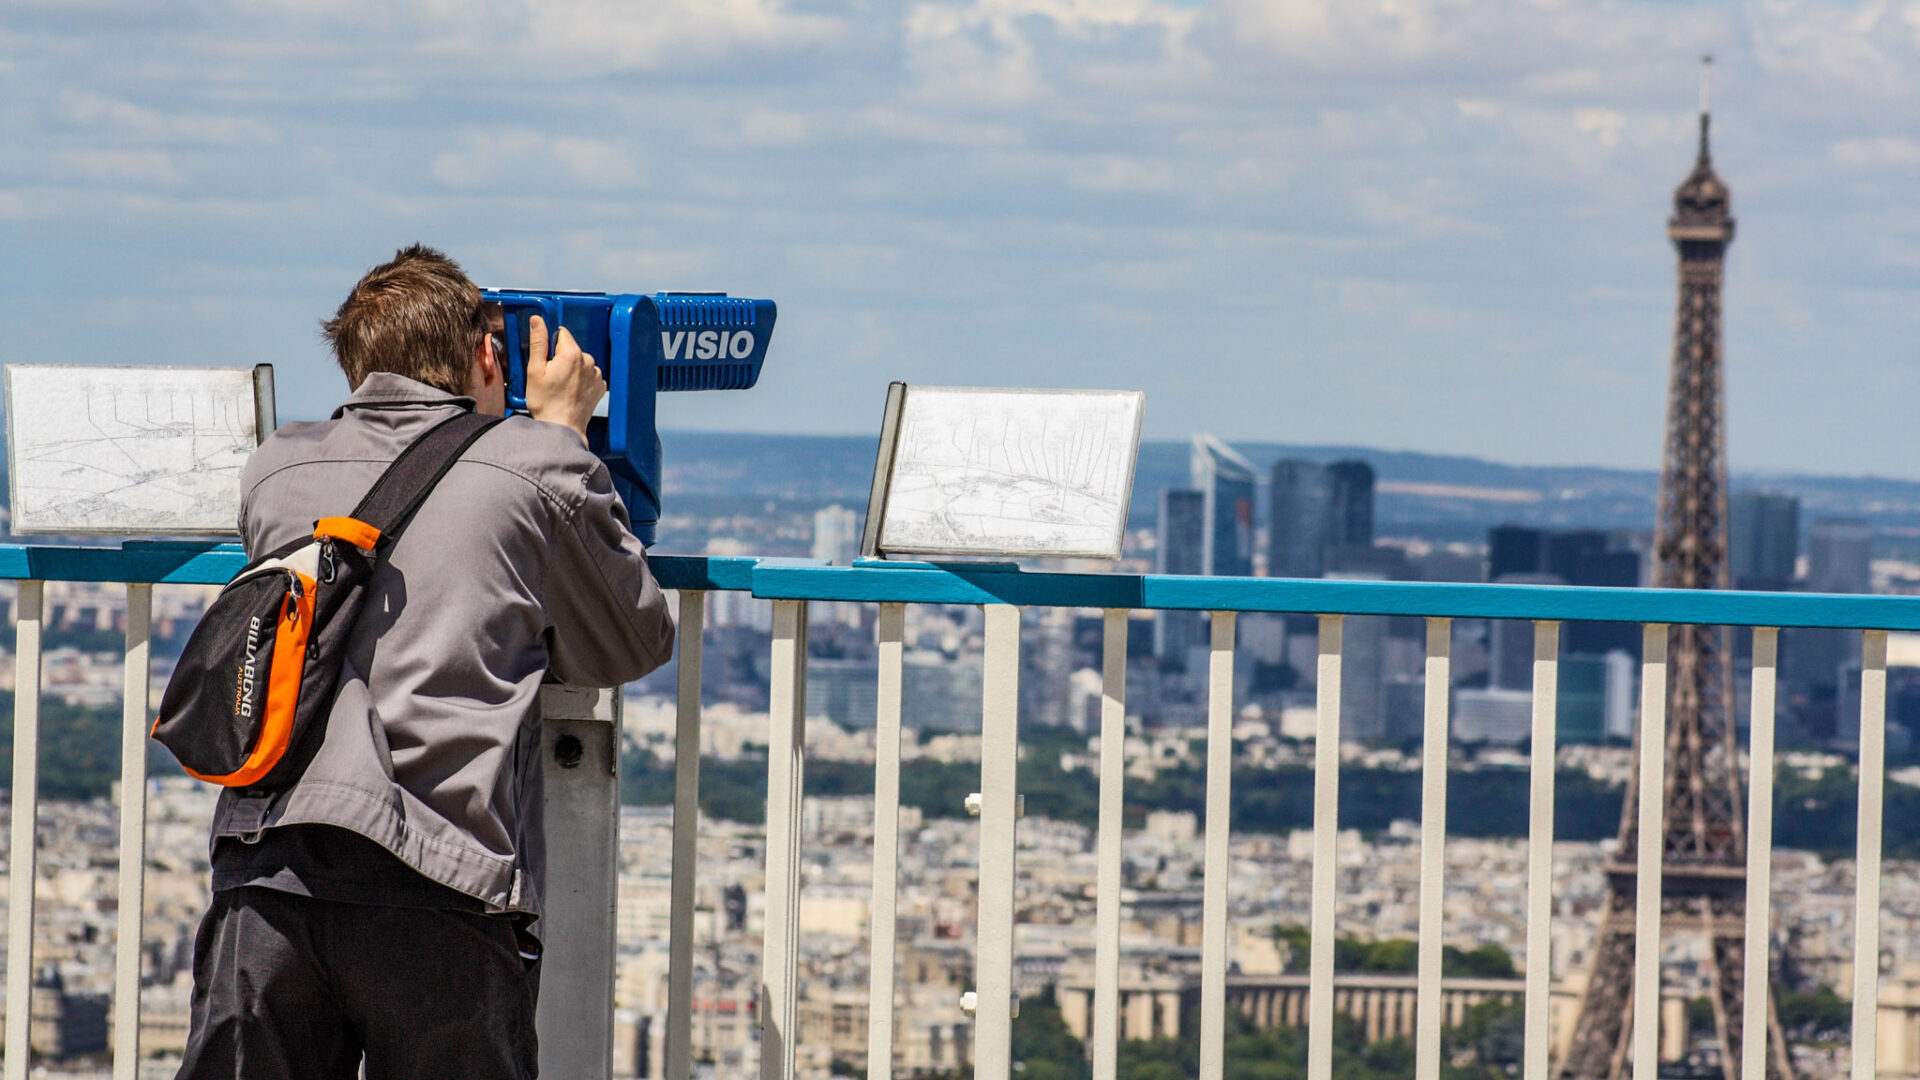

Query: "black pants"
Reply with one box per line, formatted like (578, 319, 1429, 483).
(177, 887, 540, 1080)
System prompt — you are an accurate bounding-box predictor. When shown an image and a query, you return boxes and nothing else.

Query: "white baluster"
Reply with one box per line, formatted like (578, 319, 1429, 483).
(1631, 625, 1669, 1080)
(112, 583, 152, 1080)
(5, 581, 44, 1080)
(1415, 617, 1451, 1080)
(867, 604, 906, 1080)
(667, 591, 705, 1080)
(1524, 621, 1559, 1080)
(1743, 627, 1779, 1080)
(1199, 611, 1235, 1080)
(760, 600, 808, 1080)
(1092, 609, 1127, 1080)
(1308, 614, 1343, 1080)
(1853, 629, 1889, 1080)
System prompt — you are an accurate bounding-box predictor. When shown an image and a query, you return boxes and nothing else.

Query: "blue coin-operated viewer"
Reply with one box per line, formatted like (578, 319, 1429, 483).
(481, 289, 776, 545)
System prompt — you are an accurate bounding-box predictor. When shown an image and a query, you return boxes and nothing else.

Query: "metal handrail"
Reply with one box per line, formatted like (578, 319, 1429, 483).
(7, 544, 1919, 634)
(0, 542, 1901, 1080)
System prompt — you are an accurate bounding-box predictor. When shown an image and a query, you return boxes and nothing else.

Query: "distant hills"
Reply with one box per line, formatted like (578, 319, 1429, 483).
(660, 430, 1920, 548)
(5, 424, 1918, 553)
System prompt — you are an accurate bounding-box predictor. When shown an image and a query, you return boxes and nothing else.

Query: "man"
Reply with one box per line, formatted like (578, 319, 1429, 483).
(178, 245, 675, 1079)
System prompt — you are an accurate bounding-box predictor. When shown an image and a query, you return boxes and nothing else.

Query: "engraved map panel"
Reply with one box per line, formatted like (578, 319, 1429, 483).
(877, 386, 1144, 559)
(5, 365, 261, 535)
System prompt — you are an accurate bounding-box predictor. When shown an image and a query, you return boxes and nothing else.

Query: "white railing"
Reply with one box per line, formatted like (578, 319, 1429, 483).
(675, 559, 1913, 1080)
(0, 546, 1912, 1080)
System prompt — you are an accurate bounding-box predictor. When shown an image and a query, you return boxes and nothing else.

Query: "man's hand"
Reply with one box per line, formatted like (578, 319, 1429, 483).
(524, 315, 606, 447)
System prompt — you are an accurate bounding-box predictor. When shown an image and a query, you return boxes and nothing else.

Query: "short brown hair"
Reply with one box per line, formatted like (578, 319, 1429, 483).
(321, 244, 484, 394)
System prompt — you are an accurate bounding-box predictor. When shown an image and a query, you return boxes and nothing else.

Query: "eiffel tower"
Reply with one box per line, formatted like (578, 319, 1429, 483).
(1556, 62, 1794, 1080)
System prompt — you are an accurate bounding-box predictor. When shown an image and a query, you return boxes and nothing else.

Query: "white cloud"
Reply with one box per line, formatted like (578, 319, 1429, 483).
(590, 245, 716, 283)
(905, 3, 1049, 107)
(853, 106, 1023, 149)
(902, 0, 1201, 108)
(1067, 155, 1177, 193)
(520, 0, 846, 73)
(431, 131, 639, 189)
(1750, 0, 1918, 102)
(737, 109, 811, 148)
(1572, 108, 1627, 152)
(1216, 0, 1472, 68)
(56, 91, 274, 146)
(1833, 135, 1920, 169)
(1351, 183, 1499, 241)
(6, 0, 1920, 475)
(45, 149, 185, 185)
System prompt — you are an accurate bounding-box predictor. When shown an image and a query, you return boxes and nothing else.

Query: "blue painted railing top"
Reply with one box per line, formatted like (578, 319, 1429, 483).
(3, 543, 1919, 631)
(0, 541, 248, 585)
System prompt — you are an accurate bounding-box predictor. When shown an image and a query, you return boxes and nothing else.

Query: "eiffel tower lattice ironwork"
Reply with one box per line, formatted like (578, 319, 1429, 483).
(1555, 75, 1795, 1080)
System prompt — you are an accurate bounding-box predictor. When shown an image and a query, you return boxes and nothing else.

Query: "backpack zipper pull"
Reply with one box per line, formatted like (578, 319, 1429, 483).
(319, 539, 337, 585)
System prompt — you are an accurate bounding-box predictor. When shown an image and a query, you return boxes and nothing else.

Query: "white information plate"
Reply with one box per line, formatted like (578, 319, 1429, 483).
(864, 384, 1145, 560)
(5, 364, 275, 536)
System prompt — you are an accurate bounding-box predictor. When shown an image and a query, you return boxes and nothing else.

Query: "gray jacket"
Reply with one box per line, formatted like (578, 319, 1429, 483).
(211, 373, 675, 917)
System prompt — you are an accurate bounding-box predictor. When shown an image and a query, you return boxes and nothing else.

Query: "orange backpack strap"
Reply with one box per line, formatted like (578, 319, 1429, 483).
(315, 517, 382, 551)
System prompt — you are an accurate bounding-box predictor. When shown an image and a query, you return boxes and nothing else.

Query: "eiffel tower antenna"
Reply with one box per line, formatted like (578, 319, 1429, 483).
(1701, 53, 1713, 115)
(1555, 73, 1796, 1080)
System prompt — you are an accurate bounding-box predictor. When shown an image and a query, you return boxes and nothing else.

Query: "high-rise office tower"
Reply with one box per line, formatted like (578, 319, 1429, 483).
(1021, 608, 1074, 729)
(1270, 460, 1332, 579)
(1728, 492, 1800, 591)
(1327, 571, 1387, 740)
(1270, 458, 1377, 579)
(1558, 651, 1637, 745)
(1806, 517, 1871, 594)
(1156, 489, 1207, 661)
(810, 504, 866, 627)
(1191, 435, 1256, 578)
(811, 504, 861, 565)
(1157, 489, 1205, 577)
(1784, 518, 1872, 705)
(1326, 460, 1375, 551)
(1561, 75, 1794, 1080)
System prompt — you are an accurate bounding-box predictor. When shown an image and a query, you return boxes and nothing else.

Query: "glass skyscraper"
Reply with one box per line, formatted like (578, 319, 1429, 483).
(1190, 434, 1256, 578)
(1269, 460, 1331, 579)
(1728, 491, 1800, 591)
(1155, 488, 1207, 661)
(1269, 457, 1375, 579)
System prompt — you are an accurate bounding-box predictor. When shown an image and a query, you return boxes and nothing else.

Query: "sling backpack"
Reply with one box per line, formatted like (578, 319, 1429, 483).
(153, 411, 504, 790)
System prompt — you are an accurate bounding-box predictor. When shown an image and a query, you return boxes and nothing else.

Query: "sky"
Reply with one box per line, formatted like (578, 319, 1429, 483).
(4, 0, 1920, 478)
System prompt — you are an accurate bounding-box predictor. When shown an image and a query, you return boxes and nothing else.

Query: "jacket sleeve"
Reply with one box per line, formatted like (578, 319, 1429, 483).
(545, 460, 677, 687)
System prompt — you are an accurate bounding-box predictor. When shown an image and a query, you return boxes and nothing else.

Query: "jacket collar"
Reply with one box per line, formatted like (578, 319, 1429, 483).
(333, 372, 477, 418)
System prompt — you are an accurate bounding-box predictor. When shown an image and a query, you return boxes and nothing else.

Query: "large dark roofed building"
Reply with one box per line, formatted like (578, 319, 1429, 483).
(1486, 525, 1641, 657)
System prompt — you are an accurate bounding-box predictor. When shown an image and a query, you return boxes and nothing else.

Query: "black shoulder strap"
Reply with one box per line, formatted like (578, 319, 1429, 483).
(349, 412, 506, 543)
